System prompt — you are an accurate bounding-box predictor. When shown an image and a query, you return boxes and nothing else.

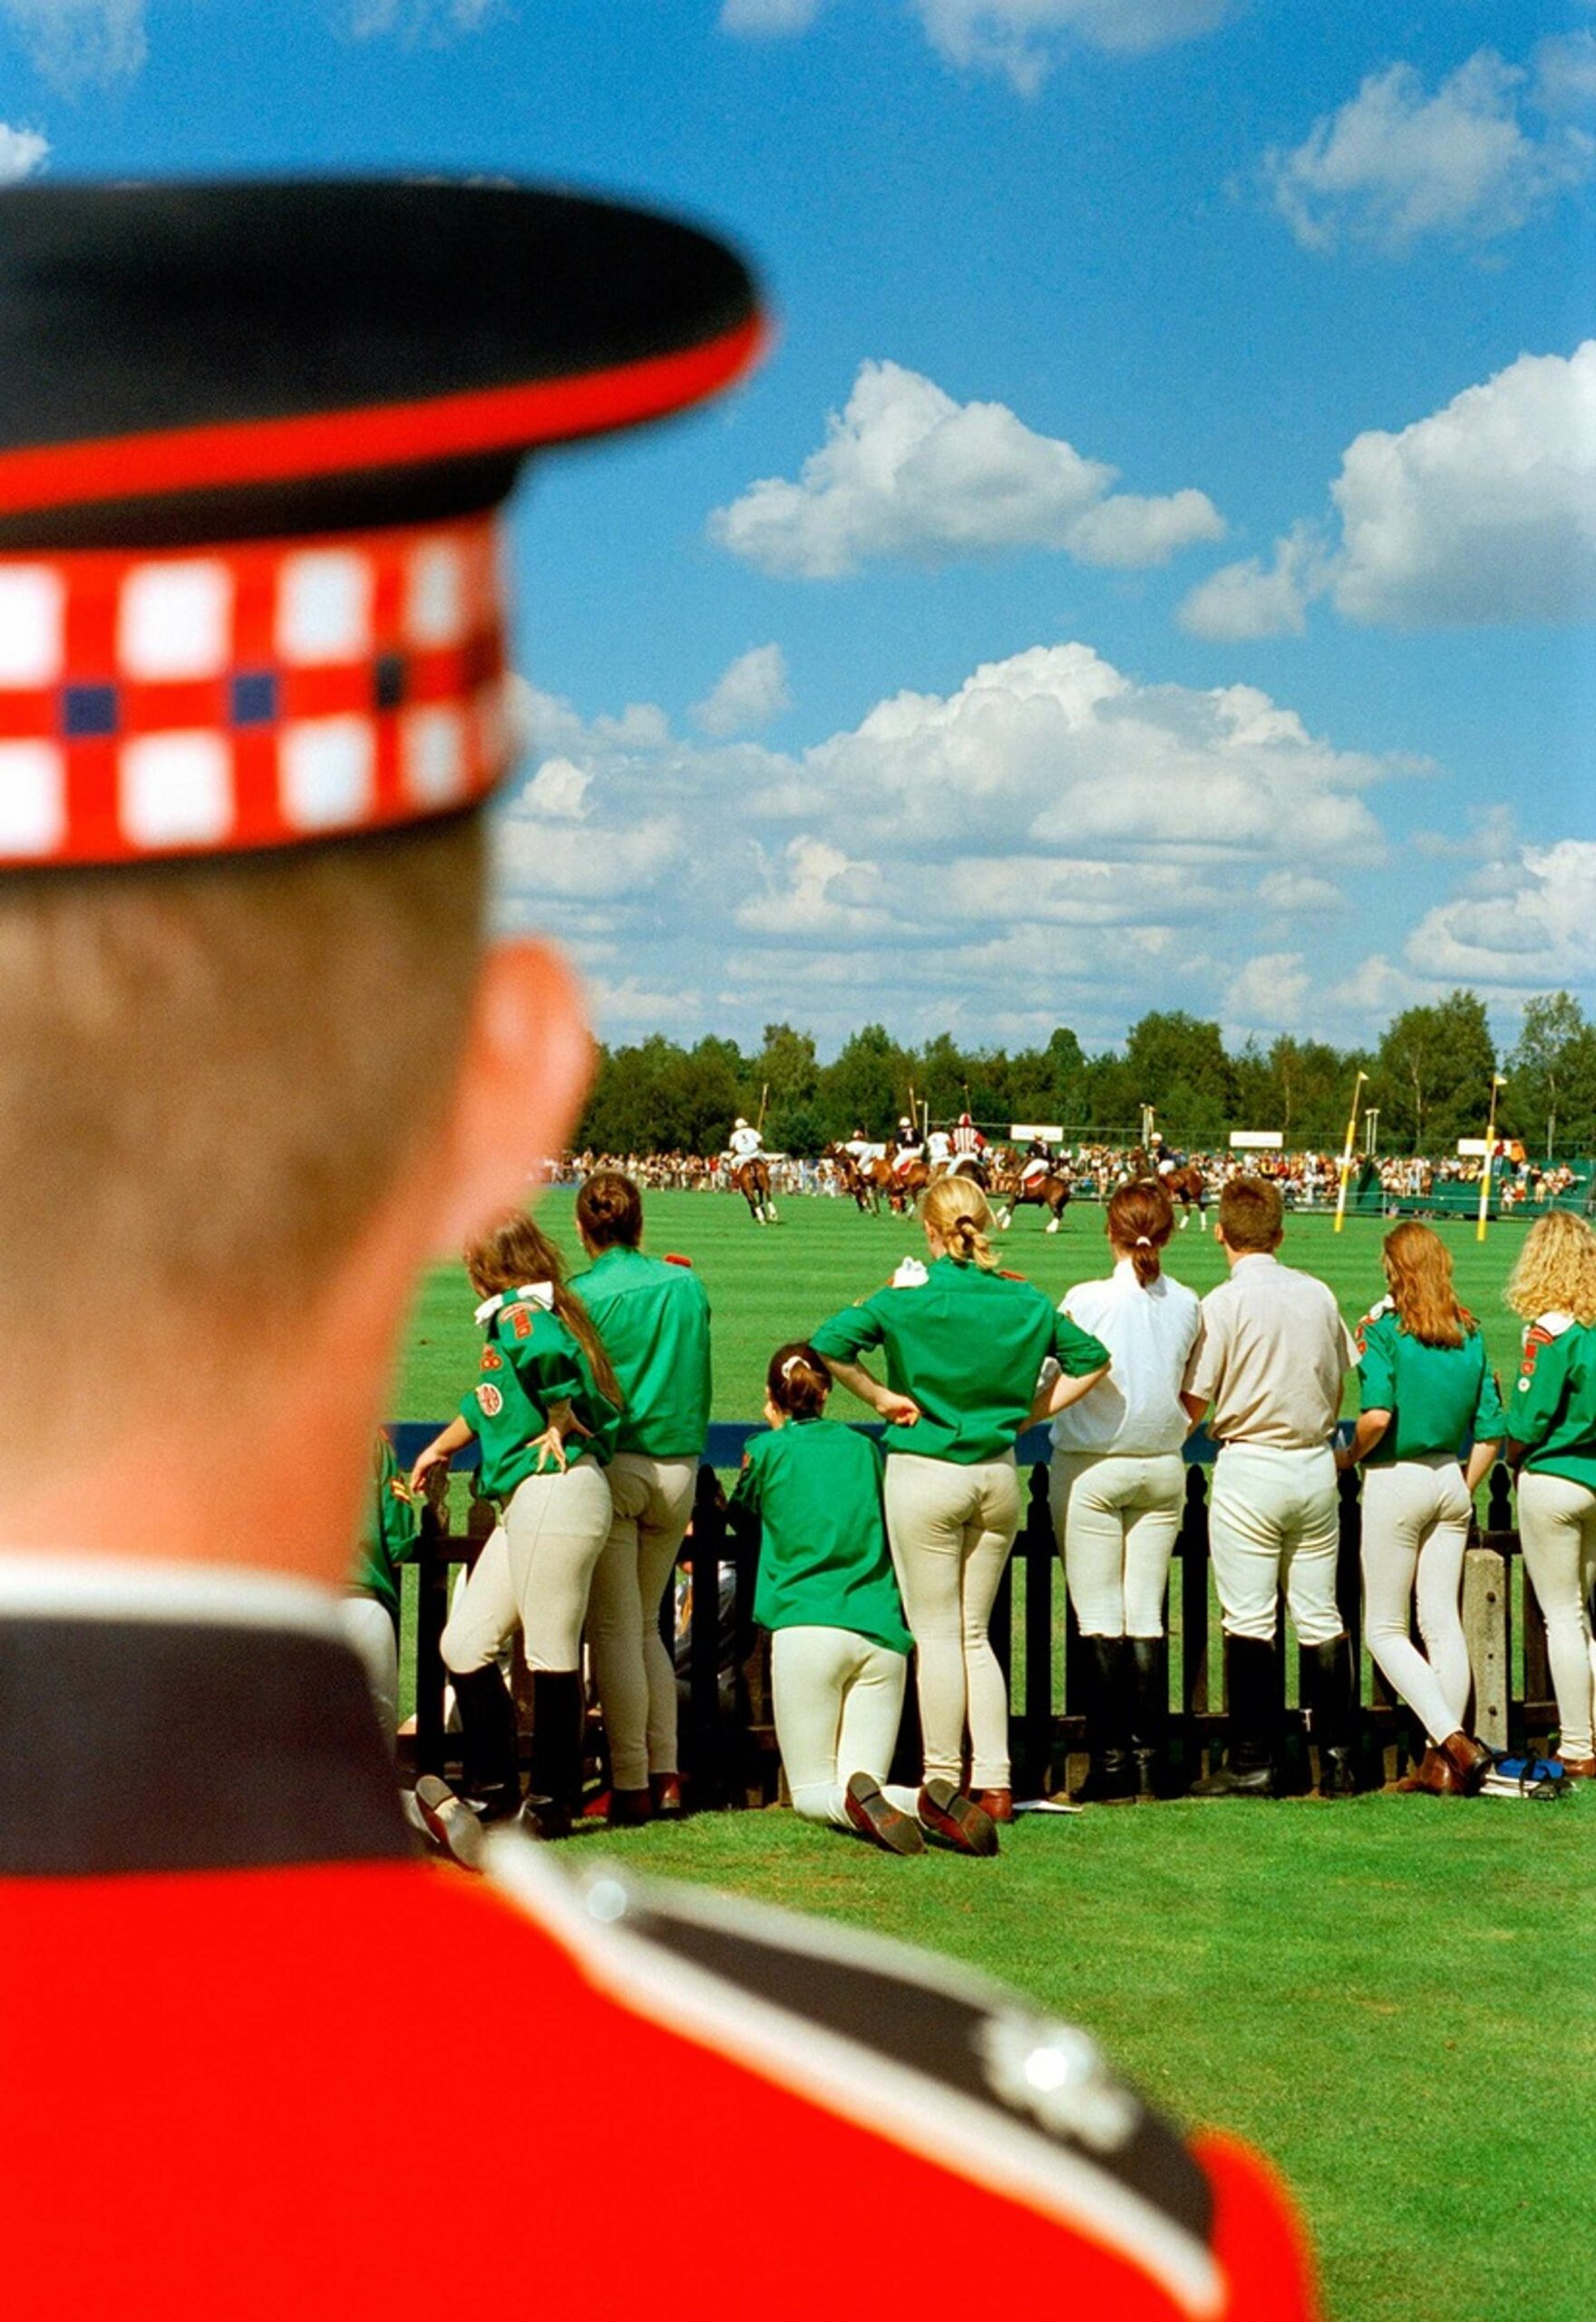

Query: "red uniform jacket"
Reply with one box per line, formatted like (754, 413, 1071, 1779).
(0, 1576, 1319, 2321)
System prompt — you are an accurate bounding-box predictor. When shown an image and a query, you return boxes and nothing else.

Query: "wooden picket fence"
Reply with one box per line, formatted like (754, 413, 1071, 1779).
(388, 1421, 1556, 1802)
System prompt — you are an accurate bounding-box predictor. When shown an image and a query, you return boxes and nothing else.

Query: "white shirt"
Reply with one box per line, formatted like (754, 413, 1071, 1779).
(1049, 1260, 1203, 1458)
(730, 1127, 763, 1159)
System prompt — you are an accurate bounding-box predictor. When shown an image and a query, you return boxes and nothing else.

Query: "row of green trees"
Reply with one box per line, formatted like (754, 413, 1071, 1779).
(573, 990, 1596, 1162)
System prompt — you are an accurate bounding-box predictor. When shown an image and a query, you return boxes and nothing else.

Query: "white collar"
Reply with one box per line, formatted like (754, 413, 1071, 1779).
(0, 1553, 345, 1635)
(475, 1281, 556, 1327)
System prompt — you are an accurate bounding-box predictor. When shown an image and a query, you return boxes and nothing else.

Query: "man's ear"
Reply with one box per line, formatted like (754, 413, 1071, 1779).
(429, 939, 591, 1252)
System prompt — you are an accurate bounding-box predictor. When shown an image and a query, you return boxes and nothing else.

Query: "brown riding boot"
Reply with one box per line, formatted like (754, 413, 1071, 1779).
(650, 1771, 684, 1814)
(1396, 1732, 1491, 1795)
(608, 1787, 653, 1827)
(972, 1787, 1014, 1823)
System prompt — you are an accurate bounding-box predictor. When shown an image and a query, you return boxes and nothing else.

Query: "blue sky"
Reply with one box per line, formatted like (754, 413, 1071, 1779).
(4, 0, 1592, 1056)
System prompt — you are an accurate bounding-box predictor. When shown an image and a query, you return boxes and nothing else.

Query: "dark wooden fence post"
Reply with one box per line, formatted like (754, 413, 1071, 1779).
(414, 1500, 449, 1780)
(1179, 1463, 1211, 1780)
(687, 1462, 728, 1806)
(1017, 1465, 1056, 1798)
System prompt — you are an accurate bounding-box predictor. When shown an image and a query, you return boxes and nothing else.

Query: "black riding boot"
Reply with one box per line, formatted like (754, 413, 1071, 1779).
(1306, 1634, 1359, 1797)
(1072, 1636, 1135, 1803)
(1191, 1635, 1280, 1797)
(522, 1669, 584, 1839)
(1128, 1636, 1173, 1800)
(450, 1664, 521, 1821)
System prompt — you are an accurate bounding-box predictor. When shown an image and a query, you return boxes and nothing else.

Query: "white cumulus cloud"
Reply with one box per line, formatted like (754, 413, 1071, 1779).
(692, 643, 793, 737)
(487, 647, 1431, 1049)
(0, 121, 47, 180)
(719, 0, 828, 33)
(0, 0, 144, 87)
(1223, 951, 1313, 1033)
(721, 0, 1233, 90)
(1179, 343, 1596, 635)
(346, 0, 497, 34)
(1332, 343, 1596, 626)
(710, 359, 1222, 580)
(1404, 840, 1596, 992)
(1178, 523, 1329, 640)
(1263, 47, 1595, 255)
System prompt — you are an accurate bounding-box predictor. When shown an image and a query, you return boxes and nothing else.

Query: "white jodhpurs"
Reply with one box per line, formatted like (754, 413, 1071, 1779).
(341, 1594, 400, 1748)
(1517, 1468, 1596, 1762)
(1050, 1451, 1182, 1640)
(770, 1625, 914, 1827)
(1359, 1457, 1473, 1746)
(1208, 1443, 1343, 1647)
(586, 1452, 696, 1790)
(884, 1450, 1022, 1790)
(441, 1462, 613, 1676)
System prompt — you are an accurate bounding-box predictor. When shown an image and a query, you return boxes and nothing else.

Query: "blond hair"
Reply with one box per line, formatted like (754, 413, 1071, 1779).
(921, 1173, 998, 1269)
(1506, 1209, 1596, 1326)
(0, 815, 484, 1410)
(1381, 1221, 1470, 1349)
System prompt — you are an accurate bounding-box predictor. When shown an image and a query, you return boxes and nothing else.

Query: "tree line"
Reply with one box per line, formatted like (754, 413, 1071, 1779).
(574, 990, 1596, 1163)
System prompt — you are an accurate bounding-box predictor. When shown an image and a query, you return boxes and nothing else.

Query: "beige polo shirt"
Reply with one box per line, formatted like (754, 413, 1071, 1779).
(1183, 1253, 1356, 1449)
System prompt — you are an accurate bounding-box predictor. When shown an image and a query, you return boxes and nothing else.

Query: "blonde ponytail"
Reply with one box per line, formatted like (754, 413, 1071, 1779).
(921, 1174, 998, 1270)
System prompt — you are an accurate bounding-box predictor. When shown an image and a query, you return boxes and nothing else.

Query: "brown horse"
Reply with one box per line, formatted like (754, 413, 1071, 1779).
(1163, 1164, 1207, 1226)
(886, 1152, 930, 1213)
(731, 1156, 776, 1224)
(823, 1143, 880, 1214)
(993, 1158, 1073, 1234)
(1129, 1149, 1208, 1227)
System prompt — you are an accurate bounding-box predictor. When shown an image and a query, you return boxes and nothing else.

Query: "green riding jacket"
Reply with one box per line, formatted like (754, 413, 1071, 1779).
(811, 1256, 1109, 1466)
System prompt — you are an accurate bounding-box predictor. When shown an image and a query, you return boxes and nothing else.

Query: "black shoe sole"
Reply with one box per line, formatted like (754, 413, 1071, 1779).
(918, 1779, 999, 1856)
(844, 1773, 926, 1856)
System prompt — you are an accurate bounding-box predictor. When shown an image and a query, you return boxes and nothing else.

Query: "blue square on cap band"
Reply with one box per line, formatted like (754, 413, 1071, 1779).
(374, 653, 406, 710)
(230, 671, 277, 726)
(63, 683, 119, 737)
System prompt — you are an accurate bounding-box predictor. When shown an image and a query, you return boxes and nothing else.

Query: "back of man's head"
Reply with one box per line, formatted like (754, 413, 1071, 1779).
(0, 815, 485, 1453)
(1217, 1176, 1283, 1254)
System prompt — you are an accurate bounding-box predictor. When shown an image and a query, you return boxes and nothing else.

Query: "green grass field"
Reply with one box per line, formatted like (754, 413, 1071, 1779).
(391, 1187, 1533, 1428)
(391, 1193, 1593, 2322)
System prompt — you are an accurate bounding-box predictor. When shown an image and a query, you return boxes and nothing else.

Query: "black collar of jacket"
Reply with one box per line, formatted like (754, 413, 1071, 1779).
(0, 1613, 412, 1876)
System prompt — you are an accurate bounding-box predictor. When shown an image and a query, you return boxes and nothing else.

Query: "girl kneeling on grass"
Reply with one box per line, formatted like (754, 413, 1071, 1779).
(731, 1344, 934, 1857)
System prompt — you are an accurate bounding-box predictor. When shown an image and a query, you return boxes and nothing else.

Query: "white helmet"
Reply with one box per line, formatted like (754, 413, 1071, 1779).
(734, 1117, 748, 1131)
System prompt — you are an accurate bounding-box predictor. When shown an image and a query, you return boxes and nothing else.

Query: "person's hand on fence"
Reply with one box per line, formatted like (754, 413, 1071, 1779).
(409, 1444, 451, 1493)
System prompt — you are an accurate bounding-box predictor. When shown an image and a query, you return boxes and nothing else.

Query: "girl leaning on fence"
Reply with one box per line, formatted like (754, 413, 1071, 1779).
(571, 1169, 712, 1828)
(408, 1211, 623, 1859)
(1048, 1180, 1202, 1804)
(730, 1343, 928, 1855)
(811, 1176, 1110, 1842)
(1504, 1210, 1596, 1780)
(1335, 1223, 1503, 1796)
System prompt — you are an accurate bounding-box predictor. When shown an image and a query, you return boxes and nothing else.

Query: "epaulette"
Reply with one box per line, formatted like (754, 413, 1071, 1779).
(1518, 1310, 1573, 1387)
(1353, 1295, 1393, 1354)
(998, 1268, 1027, 1283)
(485, 1846, 1223, 2318)
(664, 1253, 693, 1268)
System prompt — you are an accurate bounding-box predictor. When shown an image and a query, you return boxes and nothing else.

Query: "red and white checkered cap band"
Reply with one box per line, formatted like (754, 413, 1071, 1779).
(0, 510, 510, 866)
